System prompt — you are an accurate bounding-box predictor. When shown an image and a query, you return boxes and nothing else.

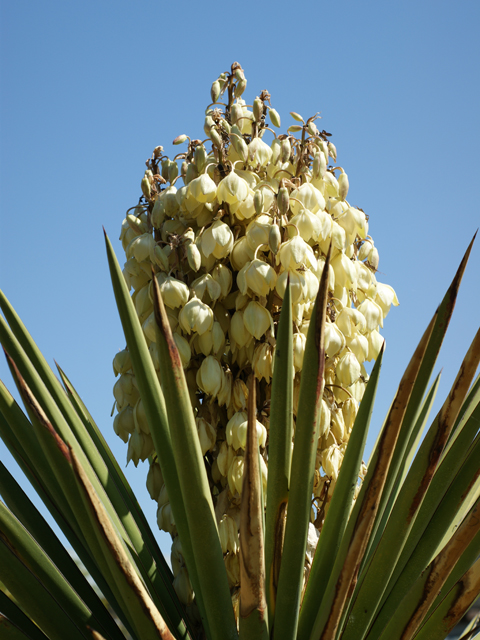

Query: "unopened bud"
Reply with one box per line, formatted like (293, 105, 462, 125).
(253, 189, 264, 216)
(211, 80, 221, 103)
(235, 79, 247, 98)
(287, 125, 303, 134)
(277, 186, 290, 216)
(268, 223, 281, 254)
(253, 97, 264, 122)
(313, 151, 327, 179)
(290, 112, 304, 122)
(210, 127, 223, 149)
(338, 171, 349, 200)
(328, 142, 337, 162)
(269, 108, 281, 128)
(281, 138, 291, 163)
(194, 145, 207, 173)
(168, 162, 178, 183)
(173, 134, 188, 146)
(141, 173, 152, 199)
(185, 163, 198, 185)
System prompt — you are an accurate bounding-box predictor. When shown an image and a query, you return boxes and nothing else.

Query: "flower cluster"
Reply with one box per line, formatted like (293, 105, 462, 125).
(112, 62, 398, 606)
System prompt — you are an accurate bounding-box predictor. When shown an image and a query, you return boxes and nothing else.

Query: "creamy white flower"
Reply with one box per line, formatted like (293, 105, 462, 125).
(290, 182, 325, 214)
(357, 298, 384, 331)
(336, 351, 361, 387)
(243, 301, 274, 340)
(201, 221, 234, 259)
(238, 259, 277, 297)
(178, 297, 214, 335)
(196, 355, 224, 398)
(275, 270, 307, 304)
(217, 171, 250, 204)
(187, 173, 217, 203)
(277, 236, 317, 271)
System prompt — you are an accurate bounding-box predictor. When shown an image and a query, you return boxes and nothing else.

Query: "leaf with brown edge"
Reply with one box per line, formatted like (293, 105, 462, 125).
(239, 376, 269, 640)
(413, 555, 480, 640)
(376, 495, 480, 640)
(70, 445, 177, 640)
(310, 309, 437, 640)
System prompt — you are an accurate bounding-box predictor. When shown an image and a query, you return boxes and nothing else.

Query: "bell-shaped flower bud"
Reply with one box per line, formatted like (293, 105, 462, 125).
(318, 399, 331, 439)
(217, 171, 249, 204)
(173, 332, 191, 368)
(196, 418, 216, 456)
(277, 235, 317, 271)
(331, 252, 357, 291)
(217, 440, 235, 477)
(210, 265, 231, 300)
(218, 368, 232, 407)
(290, 208, 322, 242)
(331, 409, 346, 443)
(113, 349, 132, 376)
(366, 329, 384, 361)
(196, 356, 224, 398)
(228, 456, 245, 495)
(244, 259, 277, 297)
(357, 298, 384, 332)
(201, 220, 234, 260)
(157, 275, 190, 309)
(290, 182, 325, 215)
(219, 514, 239, 554)
(275, 269, 306, 304)
(346, 332, 369, 362)
(146, 460, 164, 502)
(322, 445, 342, 480)
(336, 307, 367, 338)
(191, 273, 222, 302)
(233, 378, 249, 412)
(248, 138, 273, 166)
(293, 332, 307, 372)
(324, 321, 346, 358)
(245, 214, 271, 251)
(157, 502, 176, 535)
(113, 405, 135, 443)
(336, 351, 361, 387)
(328, 142, 337, 162)
(375, 283, 400, 317)
(187, 173, 217, 203)
(243, 301, 274, 340)
(179, 296, 214, 335)
(252, 343, 274, 383)
(342, 398, 358, 434)
(230, 310, 252, 348)
(313, 151, 327, 180)
(133, 398, 150, 435)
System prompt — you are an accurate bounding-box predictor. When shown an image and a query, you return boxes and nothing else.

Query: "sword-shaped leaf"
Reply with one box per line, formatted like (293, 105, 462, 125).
(264, 281, 293, 621)
(342, 325, 480, 640)
(297, 344, 383, 640)
(151, 271, 238, 640)
(309, 307, 437, 640)
(239, 376, 269, 640)
(272, 245, 330, 640)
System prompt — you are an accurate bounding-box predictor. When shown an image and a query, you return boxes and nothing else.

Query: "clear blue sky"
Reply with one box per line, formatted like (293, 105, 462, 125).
(1, 0, 479, 559)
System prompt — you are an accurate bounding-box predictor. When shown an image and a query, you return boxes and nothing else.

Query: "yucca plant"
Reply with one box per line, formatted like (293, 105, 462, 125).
(1, 64, 480, 640)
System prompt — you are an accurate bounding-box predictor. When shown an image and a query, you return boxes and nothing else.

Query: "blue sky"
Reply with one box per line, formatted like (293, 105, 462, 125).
(1, 0, 479, 559)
